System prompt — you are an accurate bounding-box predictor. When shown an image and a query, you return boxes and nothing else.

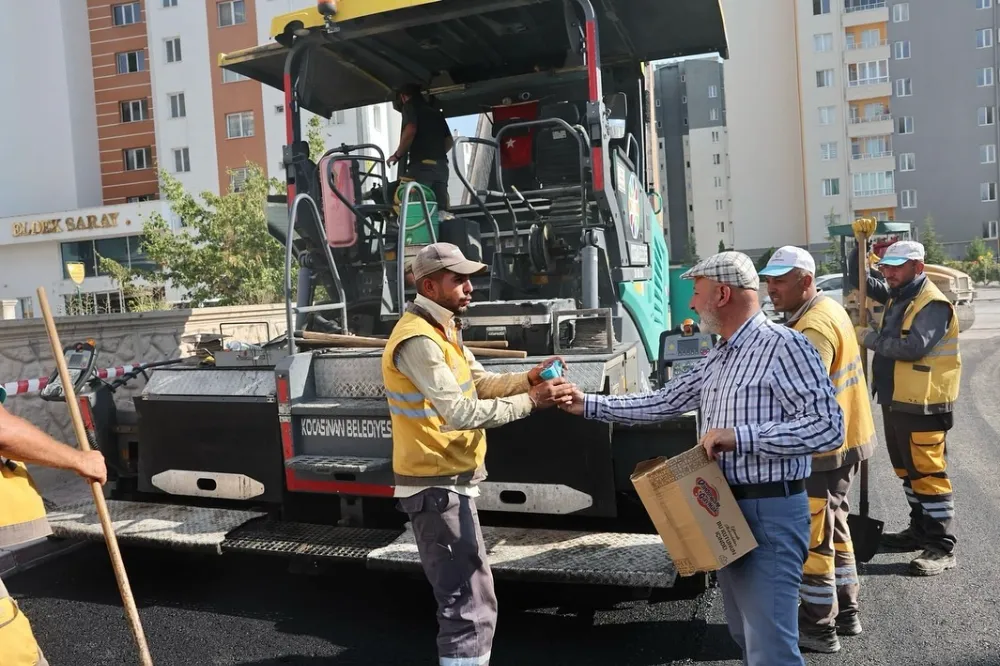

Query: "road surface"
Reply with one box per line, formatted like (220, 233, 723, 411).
(6, 292, 1000, 666)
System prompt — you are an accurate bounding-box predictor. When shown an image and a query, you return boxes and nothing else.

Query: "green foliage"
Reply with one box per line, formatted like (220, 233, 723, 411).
(921, 217, 947, 265)
(718, 239, 726, 253)
(686, 236, 700, 264)
(98, 256, 168, 312)
(965, 237, 990, 263)
(307, 115, 326, 162)
(755, 247, 777, 271)
(132, 163, 291, 307)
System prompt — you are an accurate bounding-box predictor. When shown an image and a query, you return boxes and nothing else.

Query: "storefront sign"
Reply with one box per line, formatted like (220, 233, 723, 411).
(12, 212, 124, 238)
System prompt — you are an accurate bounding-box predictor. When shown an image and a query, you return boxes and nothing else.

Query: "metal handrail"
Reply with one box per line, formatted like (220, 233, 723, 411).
(451, 136, 503, 248)
(321, 145, 389, 220)
(626, 133, 640, 169)
(392, 181, 437, 318)
(284, 192, 349, 355)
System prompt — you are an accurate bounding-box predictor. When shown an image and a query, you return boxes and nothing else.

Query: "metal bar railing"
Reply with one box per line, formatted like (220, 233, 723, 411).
(452, 136, 503, 248)
(392, 181, 437, 319)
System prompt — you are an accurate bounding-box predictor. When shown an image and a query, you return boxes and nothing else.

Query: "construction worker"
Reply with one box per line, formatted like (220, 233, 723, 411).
(389, 83, 454, 212)
(381, 242, 576, 666)
(848, 237, 961, 576)
(761, 246, 876, 654)
(0, 386, 107, 665)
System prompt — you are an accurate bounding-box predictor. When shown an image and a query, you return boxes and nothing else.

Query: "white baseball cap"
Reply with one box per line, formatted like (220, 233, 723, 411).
(758, 245, 816, 277)
(878, 240, 925, 266)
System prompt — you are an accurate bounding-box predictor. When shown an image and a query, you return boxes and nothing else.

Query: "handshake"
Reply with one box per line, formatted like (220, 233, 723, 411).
(526, 357, 585, 415)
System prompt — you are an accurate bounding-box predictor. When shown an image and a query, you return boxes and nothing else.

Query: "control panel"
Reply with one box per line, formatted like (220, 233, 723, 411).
(656, 319, 716, 385)
(40, 340, 98, 402)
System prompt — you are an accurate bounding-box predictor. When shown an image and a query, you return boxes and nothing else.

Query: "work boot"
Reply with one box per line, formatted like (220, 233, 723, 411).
(909, 548, 957, 576)
(836, 613, 863, 637)
(879, 526, 923, 551)
(799, 630, 842, 654)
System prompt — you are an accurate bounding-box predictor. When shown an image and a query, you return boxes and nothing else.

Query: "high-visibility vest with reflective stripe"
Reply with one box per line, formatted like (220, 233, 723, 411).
(0, 575, 46, 665)
(0, 460, 52, 550)
(382, 308, 487, 487)
(879, 278, 961, 414)
(792, 296, 876, 472)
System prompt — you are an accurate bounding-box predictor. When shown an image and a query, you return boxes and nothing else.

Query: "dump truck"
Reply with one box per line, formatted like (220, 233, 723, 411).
(44, 0, 729, 595)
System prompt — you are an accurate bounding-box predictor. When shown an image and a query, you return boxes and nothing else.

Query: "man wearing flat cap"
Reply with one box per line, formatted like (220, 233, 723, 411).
(561, 251, 845, 666)
(381, 242, 574, 666)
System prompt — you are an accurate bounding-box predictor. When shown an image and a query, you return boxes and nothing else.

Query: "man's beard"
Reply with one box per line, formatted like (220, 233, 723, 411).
(698, 307, 722, 335)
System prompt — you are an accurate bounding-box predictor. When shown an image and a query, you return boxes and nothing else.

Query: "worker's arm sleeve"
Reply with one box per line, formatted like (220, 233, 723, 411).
(394, 337, 533, 431)
(464, 347, 532, 399)
(870, 301, 953, 361)
(583, 357, 705, 424)
(847, 246, 891, 305)
(800, 327, 836, 374)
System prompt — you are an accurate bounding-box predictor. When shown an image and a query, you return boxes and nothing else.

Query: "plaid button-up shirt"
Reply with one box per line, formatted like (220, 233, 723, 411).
(584, 311, 844, 486)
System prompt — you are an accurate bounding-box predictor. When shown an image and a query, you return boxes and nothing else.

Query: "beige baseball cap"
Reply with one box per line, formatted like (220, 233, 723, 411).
(410, 242, 488, 281)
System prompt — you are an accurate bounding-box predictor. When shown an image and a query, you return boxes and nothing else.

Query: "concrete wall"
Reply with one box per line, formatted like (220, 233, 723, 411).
(0, 303, 288, 445)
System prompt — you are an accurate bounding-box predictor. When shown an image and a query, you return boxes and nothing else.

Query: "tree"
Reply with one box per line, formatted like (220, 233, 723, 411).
(307, 115, 327, 162)
(99, 256, 167, 312)
(755, 247, 777, 271)
(965, 237, 989, 263)
(686, 235, 700, 264)
(921, 216, 947, 265)
(133, 163, 291, 307)
(718, 239, 726, 253)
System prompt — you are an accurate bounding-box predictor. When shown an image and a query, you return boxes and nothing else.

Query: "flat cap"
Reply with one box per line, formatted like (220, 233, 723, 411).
(681, 251, 760, 290)
(410, 242, 488, 281)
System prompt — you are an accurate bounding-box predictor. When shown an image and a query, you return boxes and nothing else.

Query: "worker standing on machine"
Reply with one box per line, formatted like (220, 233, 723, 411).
(560, 251, 844, 666)
(0, 386, 107, 665)
(381, 242, 575, 666)
(388, 83, 454, 212)
(848, 238, 961, 576)
(760, 246, 876, 654)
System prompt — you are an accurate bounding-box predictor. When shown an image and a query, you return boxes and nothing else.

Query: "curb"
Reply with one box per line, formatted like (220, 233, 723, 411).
(0, 536, 88, 580)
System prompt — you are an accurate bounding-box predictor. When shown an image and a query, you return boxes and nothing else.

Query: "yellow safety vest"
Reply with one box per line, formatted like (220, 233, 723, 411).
(0, 575, 46, 666)
(382, 307, 487, 486)
(792, 296, 876, 472)
(879, 278, 961, 414)
(0, 460, 52, 550)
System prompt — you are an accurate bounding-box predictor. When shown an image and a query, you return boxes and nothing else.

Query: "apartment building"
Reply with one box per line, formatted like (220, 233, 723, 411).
(653, 58, 733, 262)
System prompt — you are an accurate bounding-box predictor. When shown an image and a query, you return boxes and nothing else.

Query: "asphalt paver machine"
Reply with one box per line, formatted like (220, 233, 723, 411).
(48, 0, 729, 594)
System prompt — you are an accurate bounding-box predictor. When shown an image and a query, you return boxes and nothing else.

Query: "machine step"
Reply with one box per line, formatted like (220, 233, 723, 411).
(286, 455, 391, 474)
(222, 519, 403, 562)
(369, 525, 677, 589)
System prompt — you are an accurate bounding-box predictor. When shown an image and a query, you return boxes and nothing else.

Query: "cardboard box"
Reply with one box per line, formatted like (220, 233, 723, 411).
(630, 446, 757, 576)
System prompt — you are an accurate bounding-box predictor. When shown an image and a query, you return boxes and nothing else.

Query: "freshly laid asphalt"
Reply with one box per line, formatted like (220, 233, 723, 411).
(7, 298, 1000, 666)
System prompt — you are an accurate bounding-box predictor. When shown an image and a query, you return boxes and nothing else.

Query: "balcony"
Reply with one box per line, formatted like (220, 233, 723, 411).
(843, 0, 889, 26)
(851, 190, 897, 209)
(847, 112, 893, 137)
(849, 151, 894, 173)
(846, 79, 892, 101)
(844, 39, 889, 64)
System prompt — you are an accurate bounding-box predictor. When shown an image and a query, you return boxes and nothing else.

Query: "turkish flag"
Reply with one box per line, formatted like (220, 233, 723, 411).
(500, 134, 533, 169)
(494, 101, 538, 171)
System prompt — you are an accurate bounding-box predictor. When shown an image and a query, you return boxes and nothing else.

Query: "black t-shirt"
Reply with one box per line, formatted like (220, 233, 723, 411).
(401, 100, 452, 162)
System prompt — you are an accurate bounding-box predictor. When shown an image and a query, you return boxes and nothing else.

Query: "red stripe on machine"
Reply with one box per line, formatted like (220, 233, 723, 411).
(285, 472, 395, 498)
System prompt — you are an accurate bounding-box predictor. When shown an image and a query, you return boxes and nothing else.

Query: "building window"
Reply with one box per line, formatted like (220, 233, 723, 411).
(709, 108, 719, 121)
(895, 78, 912, 96)
(718, 222, 726, 233)
(821, 142, 838, 160)
(848, 60, 889, 86)
(373, 105, 382, 131)
(116, 50, 146, 74)
(165, 37, 182, 63)
(226, 111, 254, 138)
(714, 176, 723, 187)
(813, 0, 831, 15)
(120, 99, 148, 123)
(897, 116, 914, 134)
(852, 171, 894, 197)
(822, 178, 840, 197)
(899, 152, 915, 171)
(713, 153, 721, 165)
(218, 0, 246, 27)
(60, 235, 156, 280)
(982, 144, 997, 164)
(126, 194, 155, 202)
(112, 2, 142, 26)
(169, 93, 186, 119)
(123, 147, 152, 171)
(229, 167, 249, 192)
(983, 183, 999, 201)
(892, 2, 909, 21)
(222, 68, 249, 83)
(979, 67, 995, 87)
(708, 85, 719, 98)
(980, 106, 996, 126)
(173, 148, 190, 173)
(814, 33, 833, 52)
(852, 135, 892, 159)
(901, 189, 917, 208)
(978, 0, 992, 8)
(819, 106, 836, 125)
(893, 41, 911, 59)
(978, 28, 994, 49)
(816, 69, 835, 87)
(715, 200, 724, 211)
(712, 130, 720, 143)
(825, 214, 842, 226)
(162, 0, 177, 7)
(986, 220, 999, 238)
(654, 99, 661, 107)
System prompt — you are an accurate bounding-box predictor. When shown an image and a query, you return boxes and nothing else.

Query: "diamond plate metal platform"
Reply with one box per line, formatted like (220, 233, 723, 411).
(286, 455, 391, 474)
(368, 524, 677, 588)
(222, 519, 403, 562)
(46, 500, 266, 555)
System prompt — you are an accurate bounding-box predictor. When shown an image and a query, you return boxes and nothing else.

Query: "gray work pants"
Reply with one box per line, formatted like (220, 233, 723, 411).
(398, 487, 497, 666)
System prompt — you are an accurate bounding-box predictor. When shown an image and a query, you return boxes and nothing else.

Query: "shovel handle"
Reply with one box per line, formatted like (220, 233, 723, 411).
(851, 217, 877, 519)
